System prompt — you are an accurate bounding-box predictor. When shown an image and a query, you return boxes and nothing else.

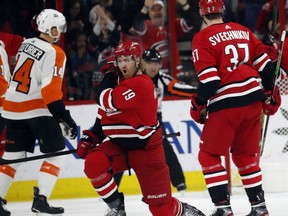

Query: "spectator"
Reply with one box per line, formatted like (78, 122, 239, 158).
(64, 0, 92, 52)
(0, 31, 23, 72)
(76, 41, 205, 216)
(254, 0, 275, 42)
(67, 32, 97, 100)
(0, 0, 44, 38)
(88, 5, 121, 64)
(87, 0, 145, 35)
(238, 0, 267, 31)
(133, 0, 194, 75)
(254, 0, 280, 63)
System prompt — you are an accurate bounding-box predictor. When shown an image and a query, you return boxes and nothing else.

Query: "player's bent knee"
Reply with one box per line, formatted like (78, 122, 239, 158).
(84, 150, 111, 179)
(232, 154, 258, 169)
(198, 150, 221, 167)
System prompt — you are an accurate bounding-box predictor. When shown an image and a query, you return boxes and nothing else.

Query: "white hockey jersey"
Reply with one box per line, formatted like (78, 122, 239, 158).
(2, 37, 66, 120)
(0, 43, 10, 112)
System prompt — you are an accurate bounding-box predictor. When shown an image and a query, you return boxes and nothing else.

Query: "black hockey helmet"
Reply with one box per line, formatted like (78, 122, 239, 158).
(142, 49, 161, 63)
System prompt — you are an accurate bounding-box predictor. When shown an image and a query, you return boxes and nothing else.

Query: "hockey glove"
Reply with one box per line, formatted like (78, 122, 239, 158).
(59, 110, 78, 140)
(264, 41, 278, 63)
(100, 56, 118, 74)
(77, 130, 99, 159)
(190, 95, 207, 124)
(262, 86, 281, 116)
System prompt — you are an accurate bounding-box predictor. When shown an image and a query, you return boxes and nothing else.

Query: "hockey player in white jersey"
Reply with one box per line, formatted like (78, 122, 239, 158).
(0, 41, 10, 158)
(0, 9, 77, 216)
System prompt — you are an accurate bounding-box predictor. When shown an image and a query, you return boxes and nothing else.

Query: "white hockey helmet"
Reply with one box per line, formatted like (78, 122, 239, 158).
(36, 9, 67, 39)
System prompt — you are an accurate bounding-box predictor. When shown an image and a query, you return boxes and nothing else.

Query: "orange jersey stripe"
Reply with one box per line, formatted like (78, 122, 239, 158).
(0, 165, 16, 178)
(40, 161, 60, 177)
(0, 78, 8, 96)
(3, 99, 47, 112)
(41, 45, 64, 105)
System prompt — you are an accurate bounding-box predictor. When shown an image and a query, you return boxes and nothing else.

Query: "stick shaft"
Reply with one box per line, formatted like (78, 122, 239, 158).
(164, 131, 181, 138)
(271, 30, 286, 95)
(0, 149, 77, 165)
(0, 132, 181, 165)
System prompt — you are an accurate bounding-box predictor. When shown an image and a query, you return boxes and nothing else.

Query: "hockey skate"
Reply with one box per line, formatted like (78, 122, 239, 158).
(210, 201, 233, 216)
(246, 204, 269, 216)
(31, 186, 64, 215)
(246, 191, 269, 216)
(181, 202, 205, 216)
(0, 197, 11, 216)
(105, 193, 126, 216)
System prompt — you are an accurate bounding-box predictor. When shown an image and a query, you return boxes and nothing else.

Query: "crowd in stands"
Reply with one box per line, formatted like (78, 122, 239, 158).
(0, 0, 286, 101)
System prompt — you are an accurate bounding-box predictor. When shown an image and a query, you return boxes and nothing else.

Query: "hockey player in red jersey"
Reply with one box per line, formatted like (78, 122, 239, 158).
(0, 9, 77, 216)
(114, 49, 198, 194)
(77, 41, 205, 216)
(190, 0, 281, 215)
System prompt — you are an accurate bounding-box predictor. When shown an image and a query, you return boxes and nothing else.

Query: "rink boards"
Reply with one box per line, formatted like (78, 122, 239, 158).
(7, 97, 288, 201)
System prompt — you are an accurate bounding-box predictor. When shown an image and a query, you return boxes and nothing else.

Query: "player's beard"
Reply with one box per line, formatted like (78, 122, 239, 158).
(152, 15, 164, 26)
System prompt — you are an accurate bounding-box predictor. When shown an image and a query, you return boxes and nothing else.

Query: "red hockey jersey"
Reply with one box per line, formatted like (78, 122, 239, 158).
(192, 22, 271, 112)
(98, 74, 159, 149)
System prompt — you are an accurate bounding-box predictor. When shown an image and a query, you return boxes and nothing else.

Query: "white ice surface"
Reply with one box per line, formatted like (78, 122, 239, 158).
(6, 191, 288, 216)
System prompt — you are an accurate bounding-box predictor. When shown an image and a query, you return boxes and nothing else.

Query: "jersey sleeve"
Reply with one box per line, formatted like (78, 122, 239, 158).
(0, 46, 10, 97)
(192, 34, 221, 101)
(98, 76, 151, 113)
(41, 45, 66, 105)
(160, 72, 197, 96)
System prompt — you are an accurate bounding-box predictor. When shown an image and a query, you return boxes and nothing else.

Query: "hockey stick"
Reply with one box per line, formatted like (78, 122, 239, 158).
(0, 132, 181, 165)
(0, 149, 77, 165)
(260, 30, 286, 156)
(164, 131, 181, 138)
